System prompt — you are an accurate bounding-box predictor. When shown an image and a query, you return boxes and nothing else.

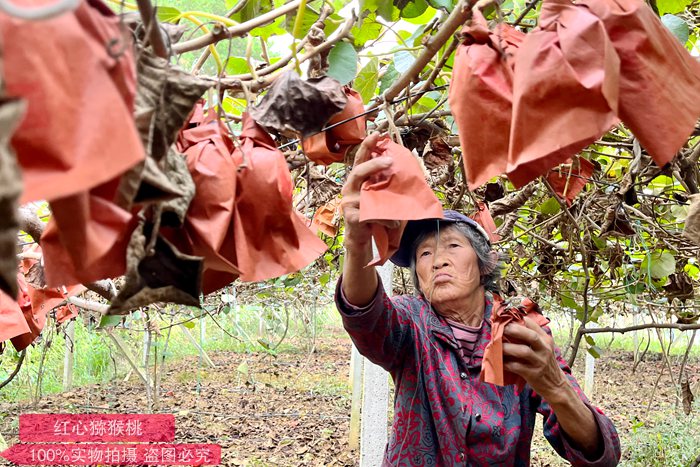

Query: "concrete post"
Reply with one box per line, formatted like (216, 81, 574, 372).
(584, 322, 597, 399)
(349, 345, 363, 450)
(360, 258, 392, 467)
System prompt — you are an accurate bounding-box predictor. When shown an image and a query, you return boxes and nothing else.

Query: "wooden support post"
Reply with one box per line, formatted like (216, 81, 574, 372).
(62, 320, 75, 391)
(360, 256, 392, 467)
(348, 345, 363, 451)
(106, 330, 149, 386)
(180, 325, 216, 368)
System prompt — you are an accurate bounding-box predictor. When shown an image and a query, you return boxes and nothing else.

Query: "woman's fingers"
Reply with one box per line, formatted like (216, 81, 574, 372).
(343, 156, 393, 195)
(343, 133, 391, 194)
(351, 132, 383, 166)
(502, 341, 534, 361)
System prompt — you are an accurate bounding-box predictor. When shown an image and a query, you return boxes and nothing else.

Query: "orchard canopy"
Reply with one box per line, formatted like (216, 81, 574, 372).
(0, 0, 699, 367)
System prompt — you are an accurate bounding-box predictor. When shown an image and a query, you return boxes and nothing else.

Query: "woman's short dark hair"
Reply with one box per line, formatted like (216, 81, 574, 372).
(409, 222, 502, 296)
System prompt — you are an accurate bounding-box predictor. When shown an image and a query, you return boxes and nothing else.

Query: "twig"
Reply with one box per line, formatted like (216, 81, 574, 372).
(376, 38, 459, 131)
(489, 184, 537, 217)
(645, 362, 666, 419)
(215, 12, 356, 94)
(579, 322, 700, 334)
(543, 177, 591, 366)
(513, 222, 566, 251)
(512, 0, 540, 26)
(136, 0, 169, 58)
(0, 350, 26, 390)
(632, 329, 651, 374)
(394, 110, 452, 126)
(68, 296, 110, 314)
(174, 0, 303, 54)
(381, 0, 471, 104)
(192, 1, 257, 74)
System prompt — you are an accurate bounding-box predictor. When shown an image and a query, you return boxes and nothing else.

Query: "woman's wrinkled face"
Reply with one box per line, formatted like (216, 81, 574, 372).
(415, 225, 482, 308)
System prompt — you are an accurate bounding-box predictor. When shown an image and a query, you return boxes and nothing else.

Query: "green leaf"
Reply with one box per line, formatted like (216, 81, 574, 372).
(354, 57, 379, 103)
(284, 275, 301, 287)
(379, 62, 399, 94)
(250, 17, 287, 39)
(377, 2, 400, 20)
(284, 4, 320, 39)
(183, 321, 196, 329)
(656, 0, 689, 14)
(225, 57, 250, 76)
(156, 6, 181, 23)
(404, 5, 438, 23)
(97, 315, 122, 329)
(319, 273, 331, 287)
(393, 50, 416, 73)
(591, 236, 607, 250)
(405, 24, 428, 47)
(427, 0, 454, 9)
(327, 42, 358, 85)
(661, 14, 690, 44)
(257, 338, 271, 349)
(233, 0, 274, 22)
(584, 335, 596, 346)
(624, 274, 645, 295)
(351, 13, 382, 47)
(537, 197, 561, 215)
(641, 251, 676, 279)
(400, 0, 429, 18)
(323, 14, 344, 37)
(587, 345, 602, 359)
(412, 95, 437, 113)
(560, 293, 581, 311)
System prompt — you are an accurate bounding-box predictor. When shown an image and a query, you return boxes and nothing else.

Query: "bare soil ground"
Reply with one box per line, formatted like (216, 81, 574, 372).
(1, 328, 697, 466)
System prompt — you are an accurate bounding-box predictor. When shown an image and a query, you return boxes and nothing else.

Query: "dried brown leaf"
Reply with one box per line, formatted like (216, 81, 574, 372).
(664, 272, 695, 301)
(0, 98, 25, 299)
(117, 50, 210, 210)
(107, 221, 202, 315)
(423, 136, 452, 169)
(683, 194, 700, 246)
(249, 71, 347, 138)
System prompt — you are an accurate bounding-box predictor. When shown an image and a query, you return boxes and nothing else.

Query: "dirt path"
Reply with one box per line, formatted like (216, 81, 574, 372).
(0, 330, 697, 466)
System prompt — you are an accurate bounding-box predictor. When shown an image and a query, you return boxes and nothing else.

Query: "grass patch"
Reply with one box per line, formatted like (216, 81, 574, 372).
(0, 304, 342, 404)
(623, 402, 700, 466)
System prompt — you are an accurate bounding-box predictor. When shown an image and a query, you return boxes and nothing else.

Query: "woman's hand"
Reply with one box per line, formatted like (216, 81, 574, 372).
(503, 317, 603, 458)
(501, 317, 569, 398)
(340, 132, 395, 250)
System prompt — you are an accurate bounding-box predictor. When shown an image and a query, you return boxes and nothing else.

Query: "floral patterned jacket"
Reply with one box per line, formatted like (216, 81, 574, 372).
(336, 277, 621, 467)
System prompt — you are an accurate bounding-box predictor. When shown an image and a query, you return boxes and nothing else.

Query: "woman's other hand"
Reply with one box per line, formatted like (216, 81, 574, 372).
(502, 317, 603, 457)
(501, 317, 569, 398)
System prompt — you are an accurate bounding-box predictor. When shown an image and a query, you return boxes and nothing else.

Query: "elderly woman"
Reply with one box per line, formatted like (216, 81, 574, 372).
(336, 134, 621, 466)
